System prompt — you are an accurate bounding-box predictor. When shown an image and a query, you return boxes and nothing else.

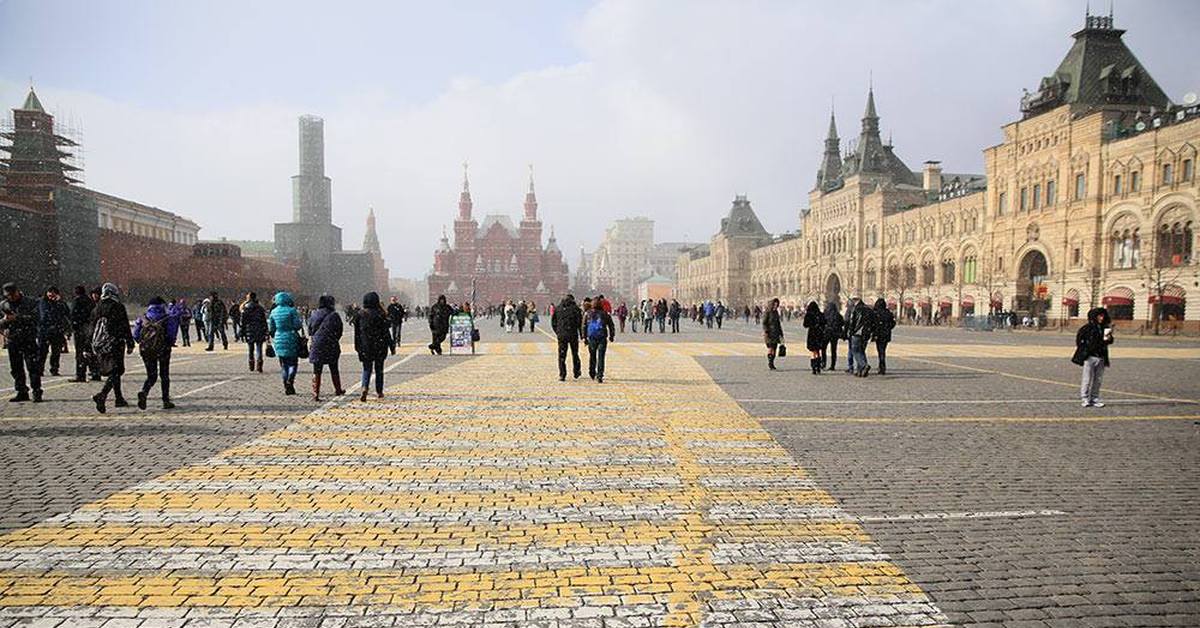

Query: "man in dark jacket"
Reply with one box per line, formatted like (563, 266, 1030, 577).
(240, 293, 269, 372)
(551, 294, 583, 381)
(36, 286, 71, 377)
(871, 298, 896, 375)
(355, 292, 394, 401)
(70, 285, 98, 382)
(584, 303, 616, 383)
(1075, 307, 1114, 408)
(763, 298, 784, 371)
(204, 292, 228, 351)
(2, 283, 44, 402)
(822, 302, 844, 371)
(846, 298, 874, 377)
(90, 283, 135, 413)
(427, 295, 453, 355)
(387, 296, 406, 352)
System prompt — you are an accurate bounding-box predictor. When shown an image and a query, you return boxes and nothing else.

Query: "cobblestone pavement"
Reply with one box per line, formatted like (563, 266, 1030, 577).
(0, 337, 947, 627)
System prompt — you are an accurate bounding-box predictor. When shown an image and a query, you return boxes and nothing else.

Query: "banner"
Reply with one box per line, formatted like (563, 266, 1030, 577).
(449, 313, 475, 355)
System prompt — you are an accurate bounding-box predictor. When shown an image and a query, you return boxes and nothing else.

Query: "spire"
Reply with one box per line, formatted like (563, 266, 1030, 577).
(362, 206, 381, 255)
(20, 86, 44, 113)
(457, 161, 473, 221)
(523, 163, 538, 221)
(816, 103, 843, 192)
(826, 107, 839, 141)
(863, 87, 878, 123)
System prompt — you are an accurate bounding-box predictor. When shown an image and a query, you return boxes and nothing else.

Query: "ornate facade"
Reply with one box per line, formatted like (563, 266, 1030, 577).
(428, 167, 568, 306)
(678, 14, 1198, 324)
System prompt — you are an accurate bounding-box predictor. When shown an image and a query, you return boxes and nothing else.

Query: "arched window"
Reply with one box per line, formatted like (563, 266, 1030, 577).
(941, 257, 956, 284)
(963, 253, 978, 284)
(1157, 220, 1193, 267)
(921, 260, 935, 286)
(1110, 228, 1140, 269)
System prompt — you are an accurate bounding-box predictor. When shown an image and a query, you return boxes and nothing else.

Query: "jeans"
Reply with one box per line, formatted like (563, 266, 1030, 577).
(849, 335, 868, 375)
(7, 340, 41, 394)
(278, 356, 298, 384)
(247, 341, 263, 362)
(658, 318, 665, 333)
(845, 338, 856, 373)
(1080, 356, 1105, 402)
(72, 323, 96, 379)
(670, 318, 679, 333)
(587, 337, 608, 379)
(207, 321, 227, 349)
(37, 333, 64, 375)
(361, 357, 385, 394)
(390, 322, 402, 345)
(140, 349, 171, 401)
(875, 340, 889, 374)
(557, 337, 580, 379)
(231, 319, 240, 341)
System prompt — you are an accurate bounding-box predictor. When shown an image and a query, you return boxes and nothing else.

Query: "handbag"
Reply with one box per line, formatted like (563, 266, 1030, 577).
(297, 334, 310, 360)
(1070, 343, 1087, 366)
(471, 328, 480, 342)
(777, 344, 787, 358)
(265, 343, 276, 358)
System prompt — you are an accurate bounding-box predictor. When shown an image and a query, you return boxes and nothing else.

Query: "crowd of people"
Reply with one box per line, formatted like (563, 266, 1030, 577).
(762, 297, 896, 376)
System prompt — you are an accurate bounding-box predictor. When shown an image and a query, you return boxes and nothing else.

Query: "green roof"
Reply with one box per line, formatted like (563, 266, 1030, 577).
(20, 89, 44, 113)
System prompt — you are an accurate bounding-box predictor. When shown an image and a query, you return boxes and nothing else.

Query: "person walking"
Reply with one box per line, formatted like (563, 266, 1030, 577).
(669, 299, 681, 333)
(355, 292, 393, 401)
(616, 302, 628, 333)
(308, 295, 346, 401)
(90, 283, 135, 413)
(191, 299, 206, 345)
(843, 299, 858, 374)
(176, 298, 192, 347)
(872, 298, 896, 375)
(504, 300, 516, 333)
(2, 283, 44, 402)
(642, 299, 654, 333)
(229, 299, 242, 342)
(132, 296, 179, 410)
(763, 298, 784, 371)
(822, 302, 844, 372)
(584, 300, 616, 383)
(69, 285, 97, 382)
(803, 301, 825, 375)
(387, 296, 405, 352)
(240, 292, 268, 373)
(528, 301, 539, 333)
(715, 301, 726, 329)
(36, 286, 70, 377)
(846, 298, 874, 377)
(428, 295, 453, 355)
(1074, 307, 1114, 408)
(516, 301, 528, 333)
(267, 291, 304, 395)
(551, 294, 583, 381)
(656, 299, 668, 333)
(204, 292, 229, 351)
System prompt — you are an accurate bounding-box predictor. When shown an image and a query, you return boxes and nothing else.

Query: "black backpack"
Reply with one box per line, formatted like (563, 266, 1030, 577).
(139, 317, 167, 359)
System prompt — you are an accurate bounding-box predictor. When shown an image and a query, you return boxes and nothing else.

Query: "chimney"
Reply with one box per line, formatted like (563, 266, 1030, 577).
(923, 160, 943, 193)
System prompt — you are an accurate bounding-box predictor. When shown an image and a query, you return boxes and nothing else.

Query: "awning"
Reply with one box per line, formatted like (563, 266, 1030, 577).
(939, 299, 952, 308)
(918, 296, 931, 305)
(902, 298, 914, 307)
(1102, 296, 1133, 306)
(886, 298, 897, 307)
(1148, 295, 1185, 305)
(961, 296, 975, 307)
(1062, 297, 1079, 305)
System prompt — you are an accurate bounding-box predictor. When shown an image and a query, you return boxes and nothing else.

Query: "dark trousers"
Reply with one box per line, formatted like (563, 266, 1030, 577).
(72, 324, 96, 379)
(207, 322, 227, 349)
(98, 350, 126, 402)
(390, 322, 402, 345)
(670, 318, 679, 333)
(231, 319, 240, 341)
(140, 349, 171, 401)
(37, 333, 64, 375)
(361, 357, 385, 394)
(180, 321, 191, 346)
(429, 329, 447, 354)
(875, 340, 889, 374)
(7, 340, 41, 394)
(823, 338, 839, 370)
(557, 337, 580, 379)
(587, 337, 608, 379)
(194, 319, 205, 342)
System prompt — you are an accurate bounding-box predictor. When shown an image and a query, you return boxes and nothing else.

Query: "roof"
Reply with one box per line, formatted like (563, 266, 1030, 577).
(19, 89, 44, 113)
(718, 195, 770, 239)
(477, 214, 519, 238)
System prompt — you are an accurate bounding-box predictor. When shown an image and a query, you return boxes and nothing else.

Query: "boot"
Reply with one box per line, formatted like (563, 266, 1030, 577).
(360, 388, 368, 402)
(311, 375, 321, 402)
(249, 357, 255, 372)
(331, 372, 345, 396)
(768, 356, 777, 371)
(256, 358, 263, 373)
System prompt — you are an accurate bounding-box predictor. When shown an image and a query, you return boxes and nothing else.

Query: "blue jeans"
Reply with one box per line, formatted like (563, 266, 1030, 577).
(247, 341, 263, 362)
(849, 335, 868, 374)
(278, 356, 298, 383)
(361, 357, 385, 395)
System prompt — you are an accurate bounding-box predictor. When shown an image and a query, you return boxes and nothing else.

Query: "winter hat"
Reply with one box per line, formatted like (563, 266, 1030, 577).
(101, 283, 121, 301)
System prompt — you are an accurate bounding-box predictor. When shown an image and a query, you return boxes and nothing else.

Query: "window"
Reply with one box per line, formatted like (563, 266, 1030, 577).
(1131, 170, 1141, 191)
(1162, 163, 1174, 185)
(997, 191, 1007, 216)
(1046, 180, 1056, 206)
(941, 259, 956, 284)
(903, 263, 917, 286)
(1184, 159, 1194, 182)
(1110, 229, 1140, 269)
(921, 262, 935, 286)
(1020, 187, 1029, 211)
(865, 268, 877, 290)
(997, 256, 1004, 272)
(1156, 221, 1193, 267)
(1113, 174, 1123, 194)
(1032, 184, 1041, 210)
(1073, 247, 1082, 267)
(1074, 173, 1087, 200)
(963, 256, 978, 284)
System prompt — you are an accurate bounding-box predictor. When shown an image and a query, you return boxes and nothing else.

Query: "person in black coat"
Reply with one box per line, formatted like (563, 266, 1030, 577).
(762, 298, 784, 371)
(803, 301, 825, 375)
(387, 296, 405, 352)
(36, 286, 71, 377)
(90, 283, 135, 413)
(872, 298, 896, 375)
(2, 283, 43, 402)
(551, 294, 583, 381)
(1075, 307, 1114, 408)
(308, 295, 345, 401)
(239, 293, 269, 373)
(822, 301, 844, 371)
(427, 295, 453, 355)
(355, 292, 394, 401)
(69, 285, 98, 382)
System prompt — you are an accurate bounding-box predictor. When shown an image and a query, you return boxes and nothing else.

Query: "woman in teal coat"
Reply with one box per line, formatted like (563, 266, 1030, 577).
(267, 291, 304, 395)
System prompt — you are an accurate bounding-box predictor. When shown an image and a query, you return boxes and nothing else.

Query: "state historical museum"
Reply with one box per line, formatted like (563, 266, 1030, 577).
(428, 167, 569, 307)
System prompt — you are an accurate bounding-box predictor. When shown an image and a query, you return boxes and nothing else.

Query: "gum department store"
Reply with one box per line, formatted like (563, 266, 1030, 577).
(676, 15, 1198, 328)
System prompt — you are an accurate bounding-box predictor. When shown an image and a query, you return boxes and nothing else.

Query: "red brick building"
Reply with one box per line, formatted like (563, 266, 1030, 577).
(428, 168, 568, 306)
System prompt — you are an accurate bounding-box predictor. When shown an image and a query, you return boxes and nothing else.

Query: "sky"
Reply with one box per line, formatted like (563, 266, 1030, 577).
(2, 0, 1198, 277)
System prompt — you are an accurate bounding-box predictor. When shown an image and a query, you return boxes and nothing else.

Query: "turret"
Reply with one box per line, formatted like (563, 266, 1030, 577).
(458, 162, 473, 221)
(816, 106, 842, 192)
(523, 164, 538, 221)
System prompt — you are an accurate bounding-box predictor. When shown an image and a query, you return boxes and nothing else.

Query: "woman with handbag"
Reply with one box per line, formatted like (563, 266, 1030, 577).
(308, 295, 346, 402)
(803, 301, 826, 375)
(355, 292, 394, 401)
(267, 291, 304, 395)
(762, 298, 783, 371)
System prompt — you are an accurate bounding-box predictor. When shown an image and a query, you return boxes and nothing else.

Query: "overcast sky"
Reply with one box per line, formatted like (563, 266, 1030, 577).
(2, 0, 1197, 277)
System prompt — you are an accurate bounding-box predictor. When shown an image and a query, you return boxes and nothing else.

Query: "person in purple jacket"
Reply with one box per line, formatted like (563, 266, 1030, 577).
(132, 296, 180, 410)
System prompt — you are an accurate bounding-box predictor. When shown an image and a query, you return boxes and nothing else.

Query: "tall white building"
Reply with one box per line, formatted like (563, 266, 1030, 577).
(591, 217, 655, 300)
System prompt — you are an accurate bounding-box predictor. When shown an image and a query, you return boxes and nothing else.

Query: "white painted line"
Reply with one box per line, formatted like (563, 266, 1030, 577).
(736, 398, 1158, 405)
(177, 376, 243, 399)
(857, 509, 1066, 522)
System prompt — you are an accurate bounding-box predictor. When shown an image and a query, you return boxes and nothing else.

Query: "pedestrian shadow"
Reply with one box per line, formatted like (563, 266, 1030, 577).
(606, 378, 712, 386)
(0, 424, 237, 438)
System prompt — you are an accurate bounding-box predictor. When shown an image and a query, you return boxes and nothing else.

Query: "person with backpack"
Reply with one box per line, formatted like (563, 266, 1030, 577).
(355, 292, 393, 401)
(204, 292, 229, 351)
(872, 298, 896, 375)
(1074, 307, 1114, 408)
(584, 299, 616, 383)
(846, 297, 874, 377)
(551, 294, 583, 381)
(802, 301, 825, 375)
(267, 291, 304, 395)
(2, 283, 43, 402)
(240, 292, 268, 373)
(763, 298, 784, 371)
(36, 286, 71, 377)
(132, 296, 179, 410)
(309, 295, 346, 402)
(70, 285, 98, 382)
(90, 283, 135, 413)
(822, 302, 844, 372)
